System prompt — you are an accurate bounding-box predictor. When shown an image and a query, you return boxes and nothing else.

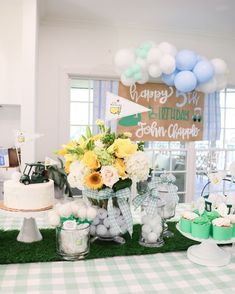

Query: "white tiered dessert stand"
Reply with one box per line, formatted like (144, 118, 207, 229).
(0, 202, 52, 243)
(176, 223, 234, 266)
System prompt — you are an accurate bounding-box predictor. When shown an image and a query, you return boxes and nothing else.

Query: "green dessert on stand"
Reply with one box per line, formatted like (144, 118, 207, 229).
(191, 215, 211, 239)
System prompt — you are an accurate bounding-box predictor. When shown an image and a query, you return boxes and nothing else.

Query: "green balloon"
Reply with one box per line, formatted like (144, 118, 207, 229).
(132, 63, 141, 73)
(125, 68, 134, 78)
(142, 42, 153, 51)
(134, 71, 142, 80)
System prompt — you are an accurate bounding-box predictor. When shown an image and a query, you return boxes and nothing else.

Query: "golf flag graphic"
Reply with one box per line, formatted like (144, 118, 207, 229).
(14, 130, 44, 147)
(105, 92, 150, 121)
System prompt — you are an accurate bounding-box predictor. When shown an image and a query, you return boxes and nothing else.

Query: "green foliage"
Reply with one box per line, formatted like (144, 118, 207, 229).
(47, 158, 72, 197)
(112, 178, 132, 192)
(137, 141, 145, 151)
(101, 132, 116, 147)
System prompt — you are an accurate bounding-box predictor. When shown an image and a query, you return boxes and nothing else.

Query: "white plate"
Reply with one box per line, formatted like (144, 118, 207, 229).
(176, 223, 235, 245)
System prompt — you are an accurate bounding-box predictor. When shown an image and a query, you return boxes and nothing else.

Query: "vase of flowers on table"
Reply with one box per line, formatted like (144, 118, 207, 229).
(57, 120, 149, 244)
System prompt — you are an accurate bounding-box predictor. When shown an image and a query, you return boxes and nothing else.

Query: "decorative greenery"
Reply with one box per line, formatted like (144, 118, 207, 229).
(0, 223, 199, 264)
(47, 158, 72, 197)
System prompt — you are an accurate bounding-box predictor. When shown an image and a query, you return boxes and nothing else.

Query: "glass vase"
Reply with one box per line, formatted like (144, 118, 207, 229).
(139, 199, 165, 248)
(56, 224, 90, 260)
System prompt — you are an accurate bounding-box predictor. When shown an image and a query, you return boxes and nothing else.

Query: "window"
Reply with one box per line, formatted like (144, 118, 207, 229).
(70, 79, 94, 140)
(194, 88, 235, 199)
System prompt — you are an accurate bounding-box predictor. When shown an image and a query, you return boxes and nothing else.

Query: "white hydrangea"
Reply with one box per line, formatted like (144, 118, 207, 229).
(67, 161, 90, 190)
(125, 151, 149, 182)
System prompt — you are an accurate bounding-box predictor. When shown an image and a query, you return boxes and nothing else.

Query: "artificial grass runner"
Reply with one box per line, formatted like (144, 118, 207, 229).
(0, 222, 199, 264)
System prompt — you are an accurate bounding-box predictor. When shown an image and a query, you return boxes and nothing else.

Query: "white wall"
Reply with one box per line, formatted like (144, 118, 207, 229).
(0, 0, 38, 165)
(37, 21, 235, 160)
(0, 0, 22, 105)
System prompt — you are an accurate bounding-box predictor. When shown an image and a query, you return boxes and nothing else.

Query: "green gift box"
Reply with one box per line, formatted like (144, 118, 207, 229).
(179, 218, 192, 233)
(212, 225, 232, 241)
(191, 223, 210, 239)
(232, 224, 235, 238)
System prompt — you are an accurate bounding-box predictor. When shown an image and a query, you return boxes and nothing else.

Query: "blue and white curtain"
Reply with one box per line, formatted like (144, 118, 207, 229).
(203, 92, 221, 144)
(93, 80, 119, 134)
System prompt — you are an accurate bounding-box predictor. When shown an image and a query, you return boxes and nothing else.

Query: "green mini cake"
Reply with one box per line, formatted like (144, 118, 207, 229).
(227, 215, 235, 238)
(179, 211, 198, 233)
(212, 218, 232, 241)
(204, 210, 220, 222)
(191, 215, 210, 239)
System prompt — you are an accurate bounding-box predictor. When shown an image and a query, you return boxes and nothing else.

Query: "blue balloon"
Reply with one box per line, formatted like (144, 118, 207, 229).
(161, 70, 179, 86)
(193, 60, 214, 84)
(174, 71, 197, 93)
(176, 49, 197, 71)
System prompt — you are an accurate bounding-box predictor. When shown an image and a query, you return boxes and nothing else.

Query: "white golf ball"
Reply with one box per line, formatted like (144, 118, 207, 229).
(147, 232, 158, 243)
(141, 215, 151, 224)
(98, 208, 108, 220)
(92, 217, 100, 226)
(86, 207, 97, 220)
(90, 225, 96, 236)
(142, 224, 152, 234)
(153, 225, 163, 234)
(120, 223, 127, 234)
(96, 225, 107, 236)
(109, 226, 120, 237)
(103, 217, 110, 228)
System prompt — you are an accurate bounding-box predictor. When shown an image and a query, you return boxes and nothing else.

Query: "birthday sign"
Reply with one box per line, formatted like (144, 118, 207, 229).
(117, 82, 204, 141)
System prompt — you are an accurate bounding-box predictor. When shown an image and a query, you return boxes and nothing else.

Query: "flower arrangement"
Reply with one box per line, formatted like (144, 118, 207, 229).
(56, 120, 149, 241)
(57, 120, 149, 192)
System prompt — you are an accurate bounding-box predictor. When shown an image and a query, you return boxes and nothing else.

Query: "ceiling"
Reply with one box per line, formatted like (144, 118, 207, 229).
(39, 0, 235, 37)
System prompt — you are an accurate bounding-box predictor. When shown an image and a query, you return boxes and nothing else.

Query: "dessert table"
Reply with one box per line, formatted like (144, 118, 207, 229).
(0, 205, 235, 294)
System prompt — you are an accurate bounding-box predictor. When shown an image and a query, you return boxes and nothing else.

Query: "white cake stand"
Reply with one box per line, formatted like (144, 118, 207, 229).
(176, 223, 234, 267)
(0, 204, 52, 243)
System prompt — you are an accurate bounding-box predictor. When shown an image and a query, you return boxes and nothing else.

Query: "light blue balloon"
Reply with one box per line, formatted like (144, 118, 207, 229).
(174, 71, 197, 93)
(176, 49, 197, 71)
(125, 68, 134, 78)
(193, 60, 214, 84)
(161, 70, 179, 86)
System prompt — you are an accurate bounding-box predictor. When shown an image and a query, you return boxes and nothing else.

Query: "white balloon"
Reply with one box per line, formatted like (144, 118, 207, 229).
(197, 77, 217, 93)
(137, 71, 149, 84)
(216, 75, 227, 91)
(142, 224, 152, 234)
(136, 57, 148, 71)
(148, 64, 162, 78)
(211, 58, 228, 76)
(147, 47, 163, 64)
(160, 54, 176, 74)
(120, 74, 135, 86)
(158, 42, 177, 56)
(114, 48, 136, 71)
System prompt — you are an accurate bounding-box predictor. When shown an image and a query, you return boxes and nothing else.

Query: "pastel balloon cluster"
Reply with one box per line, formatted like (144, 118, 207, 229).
(141, 214, 163, 244)
(90, 207, 128, 238)
(48, 199, 97, 227)
(114, 41, 228, 93)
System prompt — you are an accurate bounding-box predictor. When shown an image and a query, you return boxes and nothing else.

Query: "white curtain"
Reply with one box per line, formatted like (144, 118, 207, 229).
(93, 80, 119, 134)
(203, 92, 221, 144)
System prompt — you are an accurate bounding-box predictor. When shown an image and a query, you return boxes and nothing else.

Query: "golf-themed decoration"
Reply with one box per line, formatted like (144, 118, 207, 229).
(48, 200, 97, 260)
(57, 120, 150, 244)
(114, 41, 228, 94)
(117, 82, 204, 141)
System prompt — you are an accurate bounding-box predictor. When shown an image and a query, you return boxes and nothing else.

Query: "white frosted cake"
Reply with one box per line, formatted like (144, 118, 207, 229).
(3, 180, 55, 211)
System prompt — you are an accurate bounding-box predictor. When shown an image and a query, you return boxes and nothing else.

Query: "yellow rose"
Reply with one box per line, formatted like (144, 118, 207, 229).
(115, 158, 127, 178)
(82, 151, 100, 170)
(64, 160, 72, 174)
(113, 138, 137, 158)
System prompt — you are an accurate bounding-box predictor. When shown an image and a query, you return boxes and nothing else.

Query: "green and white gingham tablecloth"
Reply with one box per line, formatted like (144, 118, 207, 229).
(0, 204, 235, 294)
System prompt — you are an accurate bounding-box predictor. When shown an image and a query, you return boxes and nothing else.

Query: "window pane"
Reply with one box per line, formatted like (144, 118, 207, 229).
(226, 151, 235, 170)
(89, 103, 93, 125)
(226, 92, 235, 108)
(70, 102, 89, 125)
(225, 129, 235, 148)
(220, 108, 225, 128)
(71, 88, 89, 102)
(70, 126, 93, 140)
(220, 91, 226, 107)
(225, 109, 235, 128)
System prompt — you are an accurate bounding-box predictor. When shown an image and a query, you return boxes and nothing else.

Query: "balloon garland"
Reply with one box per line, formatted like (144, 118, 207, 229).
(114, 41, 228, 93)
